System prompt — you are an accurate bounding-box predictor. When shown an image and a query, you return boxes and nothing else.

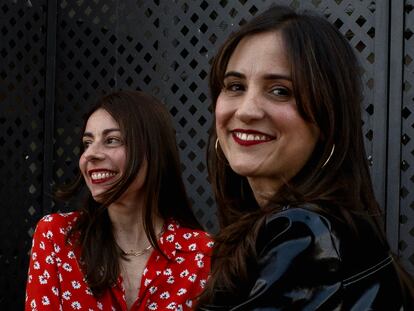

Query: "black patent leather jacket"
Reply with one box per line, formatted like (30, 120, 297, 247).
(198, 206, 413, 310)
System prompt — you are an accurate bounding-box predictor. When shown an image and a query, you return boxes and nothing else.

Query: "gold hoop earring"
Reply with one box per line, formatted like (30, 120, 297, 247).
(322, 144, 335, 168)
(215, 138, 229, 165)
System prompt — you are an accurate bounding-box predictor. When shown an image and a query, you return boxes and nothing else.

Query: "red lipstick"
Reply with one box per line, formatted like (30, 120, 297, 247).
(88, 169, 117, 184)
(231, 129, 274, 146)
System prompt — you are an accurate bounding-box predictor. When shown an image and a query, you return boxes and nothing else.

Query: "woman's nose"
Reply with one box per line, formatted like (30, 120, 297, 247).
(82, 143, 105, 161)
(234, 90, 265, 123)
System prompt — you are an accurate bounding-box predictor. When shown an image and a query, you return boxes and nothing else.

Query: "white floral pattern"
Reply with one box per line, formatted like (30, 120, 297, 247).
(25, 212, 213, 310)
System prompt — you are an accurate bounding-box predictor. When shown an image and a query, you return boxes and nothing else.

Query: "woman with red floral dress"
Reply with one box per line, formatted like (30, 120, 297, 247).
(26, 90, 213, 310)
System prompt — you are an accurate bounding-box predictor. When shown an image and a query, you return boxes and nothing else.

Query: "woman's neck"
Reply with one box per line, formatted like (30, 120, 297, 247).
(247, 176, 281, 208)
(107, 199, 163, 252)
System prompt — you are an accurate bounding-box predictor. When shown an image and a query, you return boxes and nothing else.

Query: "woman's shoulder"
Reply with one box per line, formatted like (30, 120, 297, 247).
(263, 204, 335, 239)
(261, 204, 390, 267)
(34, 211, 80, 238)
(256, 204, 348, 263)
(266, 203, 329, 220)
(163, 218, 214, 254)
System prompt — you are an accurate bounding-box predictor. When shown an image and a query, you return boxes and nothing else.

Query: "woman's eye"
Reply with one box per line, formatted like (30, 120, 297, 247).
(106, 137, 122, 145)
(270, 87, 291, 98)
(224, 83, 244, 92)
(82, 140, 92, 149)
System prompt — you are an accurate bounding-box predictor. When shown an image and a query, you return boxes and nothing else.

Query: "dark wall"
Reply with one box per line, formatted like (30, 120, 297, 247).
(0, 1, 48, 309)
(1, 0, 413, 310)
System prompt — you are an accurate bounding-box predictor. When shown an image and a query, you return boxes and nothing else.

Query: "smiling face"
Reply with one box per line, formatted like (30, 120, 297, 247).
(79, 108, 125, 200)
(215, 31, 320, 203)
(79, 108, 146, 202)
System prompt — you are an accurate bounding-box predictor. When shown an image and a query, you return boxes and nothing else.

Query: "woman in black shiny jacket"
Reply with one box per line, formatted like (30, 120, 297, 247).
(197, 5, 414, 310)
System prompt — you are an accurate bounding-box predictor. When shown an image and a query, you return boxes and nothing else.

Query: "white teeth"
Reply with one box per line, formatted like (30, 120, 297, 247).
(234, 132, 271, 141)
(91, 172, 116, 180)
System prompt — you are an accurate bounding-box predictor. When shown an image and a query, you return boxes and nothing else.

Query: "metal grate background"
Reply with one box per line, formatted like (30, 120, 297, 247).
(0, 0, 47, 309)
(0, 0, 412, 310)
(400, 0, 414, 276)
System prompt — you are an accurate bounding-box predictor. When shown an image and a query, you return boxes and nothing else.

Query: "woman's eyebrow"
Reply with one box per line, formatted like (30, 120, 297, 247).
(82, 128, 121, 138)
(224, 71, 292, 81)
(224, 71, 245, 79)
(263, 73, 292, 81)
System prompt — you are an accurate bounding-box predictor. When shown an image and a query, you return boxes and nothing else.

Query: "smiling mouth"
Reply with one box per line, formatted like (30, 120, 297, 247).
(89, 170, 117, 184)
(232, 131, 275, 146)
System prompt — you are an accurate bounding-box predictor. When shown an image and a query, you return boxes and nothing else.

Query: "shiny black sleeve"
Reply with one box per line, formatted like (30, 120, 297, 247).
(231, 207, 344, 311)
(199, 207, 406, 311)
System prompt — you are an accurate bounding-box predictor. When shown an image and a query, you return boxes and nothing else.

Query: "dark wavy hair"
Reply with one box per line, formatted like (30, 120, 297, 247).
(200, 4, 414, 304)
(57, 90, 201, 295)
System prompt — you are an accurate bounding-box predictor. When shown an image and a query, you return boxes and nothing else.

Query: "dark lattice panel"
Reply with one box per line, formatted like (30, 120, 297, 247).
(52, 0, 219, 230)
(1, 0, 412, 310)
(0, 1, 47, 309)
(401, 1, 414, 274)
(321, 0, 378, 159)
(52, 0, 381, 233)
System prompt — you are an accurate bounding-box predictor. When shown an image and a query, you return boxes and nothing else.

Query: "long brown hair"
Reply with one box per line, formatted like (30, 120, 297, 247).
(201, 5, 413, 302)
(57, 90, 201, 295)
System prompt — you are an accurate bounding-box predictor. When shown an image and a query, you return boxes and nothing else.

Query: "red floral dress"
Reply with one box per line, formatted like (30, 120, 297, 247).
(25, 212, 213, 310)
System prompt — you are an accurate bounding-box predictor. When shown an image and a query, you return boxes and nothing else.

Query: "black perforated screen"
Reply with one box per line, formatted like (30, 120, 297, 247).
(1, 1, 413, 309)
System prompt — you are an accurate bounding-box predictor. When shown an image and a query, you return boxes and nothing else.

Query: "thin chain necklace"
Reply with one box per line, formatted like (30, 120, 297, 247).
(118, 229, 164, 257)
(119, 244, 152, 257)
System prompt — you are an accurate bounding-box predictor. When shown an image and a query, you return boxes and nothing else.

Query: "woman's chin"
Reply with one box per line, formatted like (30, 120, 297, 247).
(90, 191, 106, 203)
(230, 163, 258, 178)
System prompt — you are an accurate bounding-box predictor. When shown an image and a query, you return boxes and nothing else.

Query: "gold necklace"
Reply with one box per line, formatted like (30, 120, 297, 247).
(117, 227, 164, 257)
(119, 244, 152, 257)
